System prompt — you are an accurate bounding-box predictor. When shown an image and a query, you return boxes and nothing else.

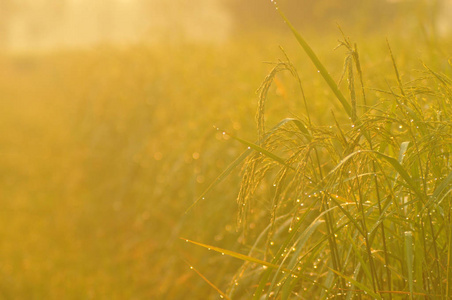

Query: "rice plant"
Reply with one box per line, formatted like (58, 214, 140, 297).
(185, 4, 452, 299)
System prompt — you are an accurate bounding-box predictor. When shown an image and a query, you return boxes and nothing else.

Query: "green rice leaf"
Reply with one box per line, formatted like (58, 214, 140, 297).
(184, 149, 251, 214)
(290, 118, 312, 141)
(420, 171, 452, 214)
(404, 231, 414, 299)
(287, 219, 325, 269)
(429, 170, 452, 206)
(329, 268, 382, 299)
(226, 132, 294, 170)
(274, 4, 353, 120)
(328, 194, 365, 237)
(398, 141, 410, 164)
(186, 118, 302, 213)
(181, 238, 290, 272)
(346, 234, 373, 288)
(370, 151, 424, 200)
(183, 260, 232, 300)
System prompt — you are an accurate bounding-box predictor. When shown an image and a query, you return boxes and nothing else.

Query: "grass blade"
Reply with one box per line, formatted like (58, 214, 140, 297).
(280, 219, 324, 299)
(184, 148, 251, 214)
(181, 238, 290, 272)
(370, 151, 424, 200)
(225, 131, 294, 170)
(404, 231, 414, 300)
(423, 170, 452, 211)
(329, 268, 382, 299)
(398, 141, 410, 164)
(186, 118, 303, 213)
(291, 118, 312, 142)
(183, 260, 232, 300)
(274, 3, 353, 120)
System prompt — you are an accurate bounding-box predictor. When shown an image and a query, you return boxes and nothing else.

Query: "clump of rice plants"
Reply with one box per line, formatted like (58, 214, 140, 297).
(184, 3, 452, 300)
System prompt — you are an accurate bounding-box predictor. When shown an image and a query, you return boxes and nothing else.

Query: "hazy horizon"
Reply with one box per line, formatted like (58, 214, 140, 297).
(1, 0, 451, 52)
(1, 0, 233, 52)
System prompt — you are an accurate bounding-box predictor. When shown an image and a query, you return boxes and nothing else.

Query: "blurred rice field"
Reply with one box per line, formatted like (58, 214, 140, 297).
(0, 40, 282, 298)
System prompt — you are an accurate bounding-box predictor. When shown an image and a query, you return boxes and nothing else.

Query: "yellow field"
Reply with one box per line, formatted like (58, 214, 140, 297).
(0, 23, 451, 299)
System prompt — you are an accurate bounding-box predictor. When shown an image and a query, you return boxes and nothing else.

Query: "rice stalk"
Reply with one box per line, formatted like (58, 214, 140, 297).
(184, 5, 452, 299)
